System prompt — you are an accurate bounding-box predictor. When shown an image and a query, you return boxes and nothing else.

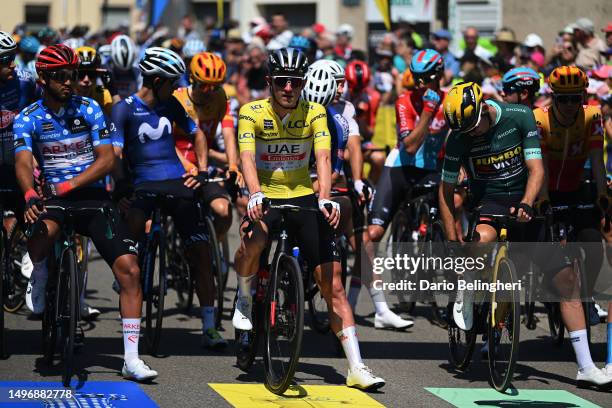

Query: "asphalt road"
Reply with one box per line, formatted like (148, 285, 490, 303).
(2, 223, 612, 407)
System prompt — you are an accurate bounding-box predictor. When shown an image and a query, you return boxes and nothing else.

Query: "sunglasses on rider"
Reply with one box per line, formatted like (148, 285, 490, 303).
(46, 69, 78, 83)
(554, 94, 582, 104)
(0, 53, 16, 65)
(77, 70, 98, 80)
(272, 76, 304, 89)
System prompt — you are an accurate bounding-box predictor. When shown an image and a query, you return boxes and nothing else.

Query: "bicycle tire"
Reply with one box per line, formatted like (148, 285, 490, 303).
(3, 224, 28, 313)
(173, 250, 194, 314)
(144, 233, 166, 355)
(488, 257, 520, 393)
(235, 292, 261, 371)
(42, 266, 58, 365)
(546, 302, 565, 345)
(221, 235, 230, 291)
(206, 216, 224, 329)
(263, 253, 304, 395)
(447, 301, 477, 370)
(388, 209, 415, 313)
(59, 247, 78, 387)
(575, 257, 592, 345)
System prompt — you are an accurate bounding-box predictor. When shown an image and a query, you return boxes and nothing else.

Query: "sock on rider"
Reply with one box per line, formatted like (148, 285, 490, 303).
(569, 329, 595, 372)
(237, 274, 255, 298)
(348, 277, 361, 310)
(202, 306, 215, 332)
(369, 285, 390, 315)
(122, 318, 141, 365)
(31, 258, 48, 283)
(336, 326, 363, 370)
(607, 323, 612, 366)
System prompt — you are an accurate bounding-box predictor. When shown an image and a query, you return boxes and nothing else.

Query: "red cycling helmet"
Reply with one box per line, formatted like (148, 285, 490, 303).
(345, 60, 371, 91)
(35, 44, 79, 73)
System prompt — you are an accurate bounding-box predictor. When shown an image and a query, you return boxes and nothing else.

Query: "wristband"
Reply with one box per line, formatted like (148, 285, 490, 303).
(25, 188, 40, 202)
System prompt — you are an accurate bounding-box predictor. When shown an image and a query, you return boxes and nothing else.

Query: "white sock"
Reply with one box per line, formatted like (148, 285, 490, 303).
(347, 277, 361, 310)
(337, 326, 363, 369)
(202, 306, 215, 331)
(122, 318, 140, 364)
(569, 329, 595, 372)
(237, 274, 255, 298)
(369, 285, 390, 315)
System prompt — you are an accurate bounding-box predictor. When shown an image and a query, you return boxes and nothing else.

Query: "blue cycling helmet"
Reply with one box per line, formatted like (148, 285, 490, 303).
(289, 36, 312, 51)
(502, 67, 540, 94)
(20, 36, 40, 54)
(409, 49, 444, 83)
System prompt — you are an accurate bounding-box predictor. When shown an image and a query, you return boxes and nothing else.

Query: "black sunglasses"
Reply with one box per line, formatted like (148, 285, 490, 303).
(46, 70, 78, 83)
(78, 70, 98, 80)
(555, 94, 582, 104)
(273, 76, 304, 89)
(0, 53, 15, 65)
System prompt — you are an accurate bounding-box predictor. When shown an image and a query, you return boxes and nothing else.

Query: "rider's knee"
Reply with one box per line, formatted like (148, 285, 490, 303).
(368, 225, 385, 242)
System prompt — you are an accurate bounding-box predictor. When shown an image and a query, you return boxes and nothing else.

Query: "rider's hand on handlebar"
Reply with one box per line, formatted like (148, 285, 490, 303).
(24, 188, 45, 224)
(510, 202, 534, 222)
(247, 191, 266, 222)
(182, 171, 207, 189)
(319, 199, 341, 229)
(353, 179, 371, 204)
(227, 165, 245, 188)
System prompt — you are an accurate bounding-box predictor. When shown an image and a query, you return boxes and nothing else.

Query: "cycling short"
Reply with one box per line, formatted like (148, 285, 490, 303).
(256, 194, 339, 268)
(38, 188, 137, 267)
(0, 165, 24, 217)
(368, 165, 439, 229)
(131, 179, 209, 247)
(201, 181, 230, 207)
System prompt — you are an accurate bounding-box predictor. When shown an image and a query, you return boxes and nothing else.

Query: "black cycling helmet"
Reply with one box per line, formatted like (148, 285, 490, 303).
(268, 47, 308, 77)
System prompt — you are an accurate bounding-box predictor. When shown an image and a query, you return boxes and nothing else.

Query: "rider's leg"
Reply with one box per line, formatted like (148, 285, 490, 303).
(366, 150, 386, 185)
(207, 191, 232, 243)
(25, 218, 60, 313)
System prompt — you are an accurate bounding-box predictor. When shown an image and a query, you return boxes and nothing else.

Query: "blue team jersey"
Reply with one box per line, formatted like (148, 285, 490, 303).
(1, 69, 36, 165)
(13, 96, 111, 187)
(111, 94, 198, 185)
(327, 105, 348, 174)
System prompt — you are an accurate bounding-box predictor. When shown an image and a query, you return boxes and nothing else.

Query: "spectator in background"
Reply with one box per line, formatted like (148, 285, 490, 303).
(335, 24, 354, 60)
(574, 17, 605, 70)
(393, 33, 416, 73)
(177, 15, 200, 42)
(316, 30, 336, 59)
(267, 12, 293, 50)
(236, 44, 268, 105)
(431, 29, 459, 85)
(225, 29, 245, 80)
(459, 51, 485, 85)
(15, 36, 40, 77)
(457, 26, 493, 62)
(394, 21, 423, 49)
(544, 39, 578, 75)
(373, 48, 395, 105)
(604, 22, 612, 48)
(523, 33, 545, 57)
(491, 27, 519, 73)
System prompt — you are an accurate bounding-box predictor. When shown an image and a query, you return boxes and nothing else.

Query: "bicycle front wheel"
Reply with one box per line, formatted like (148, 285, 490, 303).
(58, 247, 78, 387)
(205, 216, 224, 329)
(144, 234, 166, 355)
(447, 301, 477, 370)
(263, 253, 304, 395)
(488, 257, 520, 393)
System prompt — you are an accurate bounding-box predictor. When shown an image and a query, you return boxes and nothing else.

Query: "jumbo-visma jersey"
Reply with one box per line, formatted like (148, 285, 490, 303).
(238, 99, 331, 199)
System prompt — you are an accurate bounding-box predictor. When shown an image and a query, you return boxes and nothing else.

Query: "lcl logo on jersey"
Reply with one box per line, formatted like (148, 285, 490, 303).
(286, 120, 306, 129)
(138, 117, 171, 143)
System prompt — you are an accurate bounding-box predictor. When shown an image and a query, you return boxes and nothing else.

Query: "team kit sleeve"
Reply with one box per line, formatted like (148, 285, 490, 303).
(345, 102, 361, 137)
(310, 104, 332, 152)
(395, 94, 416, 139)
(221, 100, 235, 129)
(519, 108, 542, 161)
(237, 104, 257, 153)
(12, 108, 35, 154)
(170, 96, 198, 137)
(587, 107, 605, 150)
(86, 99, 112, 147)
(440, 133, 463, 184)
(110, 101, 128, 148)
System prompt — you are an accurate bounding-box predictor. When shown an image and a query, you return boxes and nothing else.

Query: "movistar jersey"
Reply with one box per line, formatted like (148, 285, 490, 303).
(13, 96, 111, 187)
(111, 94, 198, 185)
(441, 101, 542, 202)
(327, 105, 348, 174)
(0, 69, 36, 165)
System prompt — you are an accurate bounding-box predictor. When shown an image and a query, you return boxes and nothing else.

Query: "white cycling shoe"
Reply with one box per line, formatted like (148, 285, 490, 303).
(346, 364, 386, 390)
(122, 358, 158, 382)
(594, 303, 607, 320)
(232, 295, 253, 331)
(374, 310, 413, 330)
(26, 275, 47, 314)
(603, 364, 612, 379)
(576, 366, 612, 389)
(21, 252, 33, 279)
(453, 288, 473, 331)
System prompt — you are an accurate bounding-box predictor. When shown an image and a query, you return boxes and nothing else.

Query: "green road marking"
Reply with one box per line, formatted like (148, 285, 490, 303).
(425, 388, 601, 408)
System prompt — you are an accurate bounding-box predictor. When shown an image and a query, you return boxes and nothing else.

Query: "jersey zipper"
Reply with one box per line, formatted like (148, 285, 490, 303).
(556, 128, 570, 191)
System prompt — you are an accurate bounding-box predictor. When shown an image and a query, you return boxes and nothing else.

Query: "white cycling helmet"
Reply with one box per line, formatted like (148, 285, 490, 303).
(309, 59, 345, 81)
(111, 34, 136, 70)
(0, 31, 17, 56)
(302, 65, 338, 107)
(62, 37, 82, 50)
(336, 24, 354, 39)
(182, 39, 206, 58)
(139, 47, 186, 78)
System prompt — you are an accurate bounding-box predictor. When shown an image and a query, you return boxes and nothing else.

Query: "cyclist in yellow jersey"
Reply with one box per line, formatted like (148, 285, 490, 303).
(233, 47, 385, 390)
(173, 52, 241, 254)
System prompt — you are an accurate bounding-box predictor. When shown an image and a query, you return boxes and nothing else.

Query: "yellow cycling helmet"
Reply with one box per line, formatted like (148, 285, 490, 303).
(76, 46, 100, 69)
(548, 66, 588, 94)
(443, 82, 484, 133)
(190, 52, 226, 85)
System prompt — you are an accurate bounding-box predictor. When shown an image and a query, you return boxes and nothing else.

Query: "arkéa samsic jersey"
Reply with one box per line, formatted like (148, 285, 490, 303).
(13, 96, 111, 188)
(534, 105, 603, 192)
(1, 68, 36, 165)
(441, 100, 542, 203)
(111, 94, 198, 185)
(238, 98, 331, 199)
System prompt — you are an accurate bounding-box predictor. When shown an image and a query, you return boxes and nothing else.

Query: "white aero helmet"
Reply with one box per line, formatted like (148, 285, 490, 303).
(182, 39, 206, 58)
(302, 65, 338, 107)
(111, 34, 136, 70)
(309, 59, 345, 81)
(0, 31, 17, 56)
(139, 47, 186, 78)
